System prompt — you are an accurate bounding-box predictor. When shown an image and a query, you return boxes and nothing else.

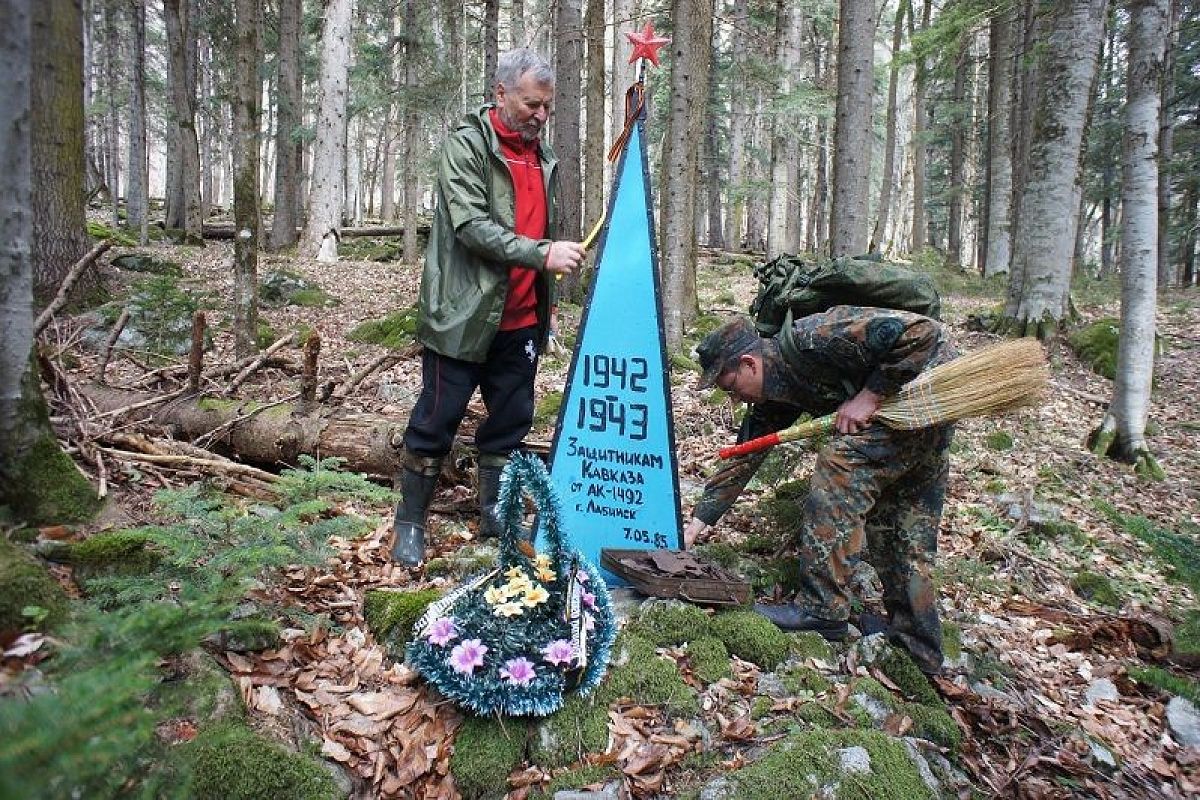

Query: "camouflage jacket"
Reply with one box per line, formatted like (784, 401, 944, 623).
(692, 305, 953, 525)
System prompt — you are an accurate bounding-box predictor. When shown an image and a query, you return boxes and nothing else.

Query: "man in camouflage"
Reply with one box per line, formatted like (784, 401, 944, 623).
(686, 307, 954, 675)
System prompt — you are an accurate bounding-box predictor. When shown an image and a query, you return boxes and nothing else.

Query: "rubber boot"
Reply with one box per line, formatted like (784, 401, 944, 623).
(391, 452, 443, 566)
(476, 453, 508, 540)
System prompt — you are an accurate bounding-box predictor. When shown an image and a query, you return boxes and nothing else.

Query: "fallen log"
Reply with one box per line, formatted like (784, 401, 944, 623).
(201, 223, 430, 240)
(80, 384, 408, 478)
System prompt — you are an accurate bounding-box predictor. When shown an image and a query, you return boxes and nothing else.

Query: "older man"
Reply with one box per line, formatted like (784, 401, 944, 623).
(686, 308, 955, 675)
(392, 49, 586, 566)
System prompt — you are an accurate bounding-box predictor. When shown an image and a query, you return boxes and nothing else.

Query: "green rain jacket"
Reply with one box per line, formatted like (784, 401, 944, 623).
(417, 105, 560, 362)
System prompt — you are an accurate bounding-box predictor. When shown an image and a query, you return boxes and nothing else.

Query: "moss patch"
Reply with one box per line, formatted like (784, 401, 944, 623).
(942, 622, 963, 662)
(423, 546, 498, 580)
(529, 693, 610, 770)
(1070, 570, 1121, 608)
(363, 588, 442, 658)
(630, 599, 712, 646)
(984, 430, 1014, 451)
(878, 647, 941, 707)
(1176, 608, 1200, 656)
(710, 610, 791, 670)
(1068, 318, 1120, 379)
(529, 764, 618, 800)
(600, 631, 699, 715)
(182, 722, 341, 800)
(347, 306, 419, 350)
(779, 664, 832, 695)
(1129, 665, 1200, 704)
(451, 715, 527, 800)
(65, 529, 160, 571)
(0, 538, 69, 634)
(790, 631, 835, 661)
(5, 431, 100, 525)
(533, 390, 562, 427)
(903, 702, 961, 751)
(693, 542, 740, 569)
(716, 728, 935, 800)
(688, 636, 733, 684)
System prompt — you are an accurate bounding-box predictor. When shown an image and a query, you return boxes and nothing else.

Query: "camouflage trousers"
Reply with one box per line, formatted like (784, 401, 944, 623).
(794, 422, 953, 674)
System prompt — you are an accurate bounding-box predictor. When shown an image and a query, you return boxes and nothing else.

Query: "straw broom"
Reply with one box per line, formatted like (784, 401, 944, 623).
(719, 338, 1048, 459)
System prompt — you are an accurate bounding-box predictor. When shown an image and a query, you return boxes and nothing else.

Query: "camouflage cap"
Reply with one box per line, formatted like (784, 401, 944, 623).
(696, 316, 761, 389)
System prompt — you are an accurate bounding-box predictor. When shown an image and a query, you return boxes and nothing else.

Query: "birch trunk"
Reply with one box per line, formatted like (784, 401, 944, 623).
(660, 0, 711, 346)
(983, 6, 1013, 276)
(300, 0, 352, 259)
(1089, 0, 1167, 478)
(269, 0, 303, 250)
(1001, 0, 1104, 338)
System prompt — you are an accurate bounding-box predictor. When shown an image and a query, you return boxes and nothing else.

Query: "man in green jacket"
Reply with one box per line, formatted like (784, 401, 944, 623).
(392, 49, 585, 566)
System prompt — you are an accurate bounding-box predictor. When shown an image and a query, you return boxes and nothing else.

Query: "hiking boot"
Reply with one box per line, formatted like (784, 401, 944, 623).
(476, 453, 507, 540)
(391, 453, 442, 567)
(753, 603, 849, 640)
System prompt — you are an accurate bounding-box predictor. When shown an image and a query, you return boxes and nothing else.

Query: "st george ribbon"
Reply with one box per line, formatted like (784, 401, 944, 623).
(547, 106, 682, 584)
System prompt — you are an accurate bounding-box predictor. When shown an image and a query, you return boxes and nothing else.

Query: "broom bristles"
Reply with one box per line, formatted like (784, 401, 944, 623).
(876, 338, 1048, 429)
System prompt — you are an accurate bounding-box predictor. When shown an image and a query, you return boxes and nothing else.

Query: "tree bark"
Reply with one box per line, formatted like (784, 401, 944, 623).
(126, 0, 148, 244)
(983, 5, 1014, 277)
(946, 30, 968, 269)
(1157, 0, 1180, 290)
(767, 0, 803, 259)
(102, 0, 121, 230)
(232, 0, 261, 358)
(871, 1, 906, 256)
(908, 0, 931, 254)
(553, 0, 584, 248)
(703, 30, 724, 251)
(270, 0, 304, 251)
(1090, 0, 1168, 478)
(300, 0, 352, 259)
(163, 0, 203, 242)
(1, 0, 98, 523)
(1002, 0, 1105, 338)
(31, 0, 95, 305)
(610, 0, 638, 140)
(659, 0, 712, 346)
(583, 0, 606, 258)
(401, 0, 422, 265)
(482, 0, 499, 104)
(724, 0, 750, 250)
(829, 0, 875, 258)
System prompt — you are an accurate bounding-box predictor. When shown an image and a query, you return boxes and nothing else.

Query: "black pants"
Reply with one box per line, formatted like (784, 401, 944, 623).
(402, 326, 539, 458)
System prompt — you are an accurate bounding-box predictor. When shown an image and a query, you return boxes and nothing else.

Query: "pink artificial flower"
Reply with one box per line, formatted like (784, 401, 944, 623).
(542, 639, 576, 667)
(449, 639, 488, 675)
(582, 591, 596, 610)
(426, 617, 458, 647)
(499, 657, 537, 686)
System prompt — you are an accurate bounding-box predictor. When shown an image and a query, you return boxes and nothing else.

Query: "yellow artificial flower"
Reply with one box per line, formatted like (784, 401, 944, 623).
(493, 601, 525, 618)
(484, 585, 507, 605)
(522, 585, 550, 607)
(534, 553, 553, 569)
(504, 566, 528, 581)
(505, 576, 532, 594)
(535, 566, 557, 582)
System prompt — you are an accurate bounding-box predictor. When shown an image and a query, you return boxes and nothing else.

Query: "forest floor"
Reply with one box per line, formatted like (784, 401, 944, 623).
(20, 234, 1200, 799)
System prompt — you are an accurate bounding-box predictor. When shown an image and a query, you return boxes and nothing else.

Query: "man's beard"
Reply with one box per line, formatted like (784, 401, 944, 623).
(500, 108, 541, 142)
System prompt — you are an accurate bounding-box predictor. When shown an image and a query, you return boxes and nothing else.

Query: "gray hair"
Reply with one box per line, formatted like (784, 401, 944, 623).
(495, 49, 554, 90)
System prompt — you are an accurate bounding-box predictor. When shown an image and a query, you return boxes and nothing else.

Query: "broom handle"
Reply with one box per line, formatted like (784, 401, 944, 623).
(718, 415, 836, 459)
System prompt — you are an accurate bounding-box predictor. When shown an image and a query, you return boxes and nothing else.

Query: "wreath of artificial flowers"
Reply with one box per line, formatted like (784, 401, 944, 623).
(406, 453, 617, 717)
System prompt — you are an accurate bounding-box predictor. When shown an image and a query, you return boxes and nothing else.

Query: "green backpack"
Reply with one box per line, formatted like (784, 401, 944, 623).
(748, 253, 942, 336)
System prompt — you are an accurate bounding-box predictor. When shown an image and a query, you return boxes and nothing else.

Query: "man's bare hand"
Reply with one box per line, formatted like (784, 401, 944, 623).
(545, 241, 586, 275)
(683, 517, 709, 549)
(835, 388, 883, 434)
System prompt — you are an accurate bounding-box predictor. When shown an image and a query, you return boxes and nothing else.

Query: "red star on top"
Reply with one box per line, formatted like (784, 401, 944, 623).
(626, 22, 671, 67)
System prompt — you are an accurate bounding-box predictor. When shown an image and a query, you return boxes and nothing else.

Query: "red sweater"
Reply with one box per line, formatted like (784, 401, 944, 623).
(489, 108, 547, 331)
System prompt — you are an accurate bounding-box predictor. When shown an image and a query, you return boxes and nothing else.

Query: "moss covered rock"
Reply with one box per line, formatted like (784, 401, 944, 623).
(259, 270, 331, 308)
(64, 529, 161, 572)
(423, 545, 498, 580)
(790, 631, 835, 662)
(528, 764, 617, 800)
(1070, 570, 1121, 608)
(630, 599, 712, 646)
(363, 587, 442, 659)
(347, 306, 419, 350)
(451, 715, 528, 800)
(600, 631, 699, 715)
(3, 428, 100, 525)
(183, 722, 342, 800)
(0, 538, 69, 634)
(711, 728, 935, 799)
(711, 610, 791, 670)
(529, 693, 610, 769)
(1068, 318, 1120, 379)
(878, 647, 942, 707)
(689, 636, 733, 685)
(779, 664, 832, 695)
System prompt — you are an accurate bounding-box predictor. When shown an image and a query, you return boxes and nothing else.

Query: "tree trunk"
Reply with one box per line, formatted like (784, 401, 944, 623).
(1090, 0, 1168, 479)
(946, 32, 968, 269)
(31, 0, 95, 306)
(102, 0, 121, 230)
(703, 32, 724, 251)
(270, 0, 304, 251)
(300, 0, 352, 259)
(232, 0, 261, 358)
(746, 88, 768, 253)
(829, 0, 875, 258)
(401, 0, 422, 265)
(1001, 0, 1105, 338)
(610, 0, 638, 138)
(724, 0, 749, 250)
(482, 0, 498, 104)
(583, 0, 605, 279)
(126, 0, 148, 244)
(553, 0, 584, 245)
(660, 0, 712, 346)
(511, 0, 526, 47)
(767, 0, 803, 259)
(1157, 0, 1180, 290)
(871, 1, 905, 255)
(163, 0, 203, 242)
(907, 0, 931, 254)
(983, 5, 1014, 277)
(1, 0, 98, 523)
